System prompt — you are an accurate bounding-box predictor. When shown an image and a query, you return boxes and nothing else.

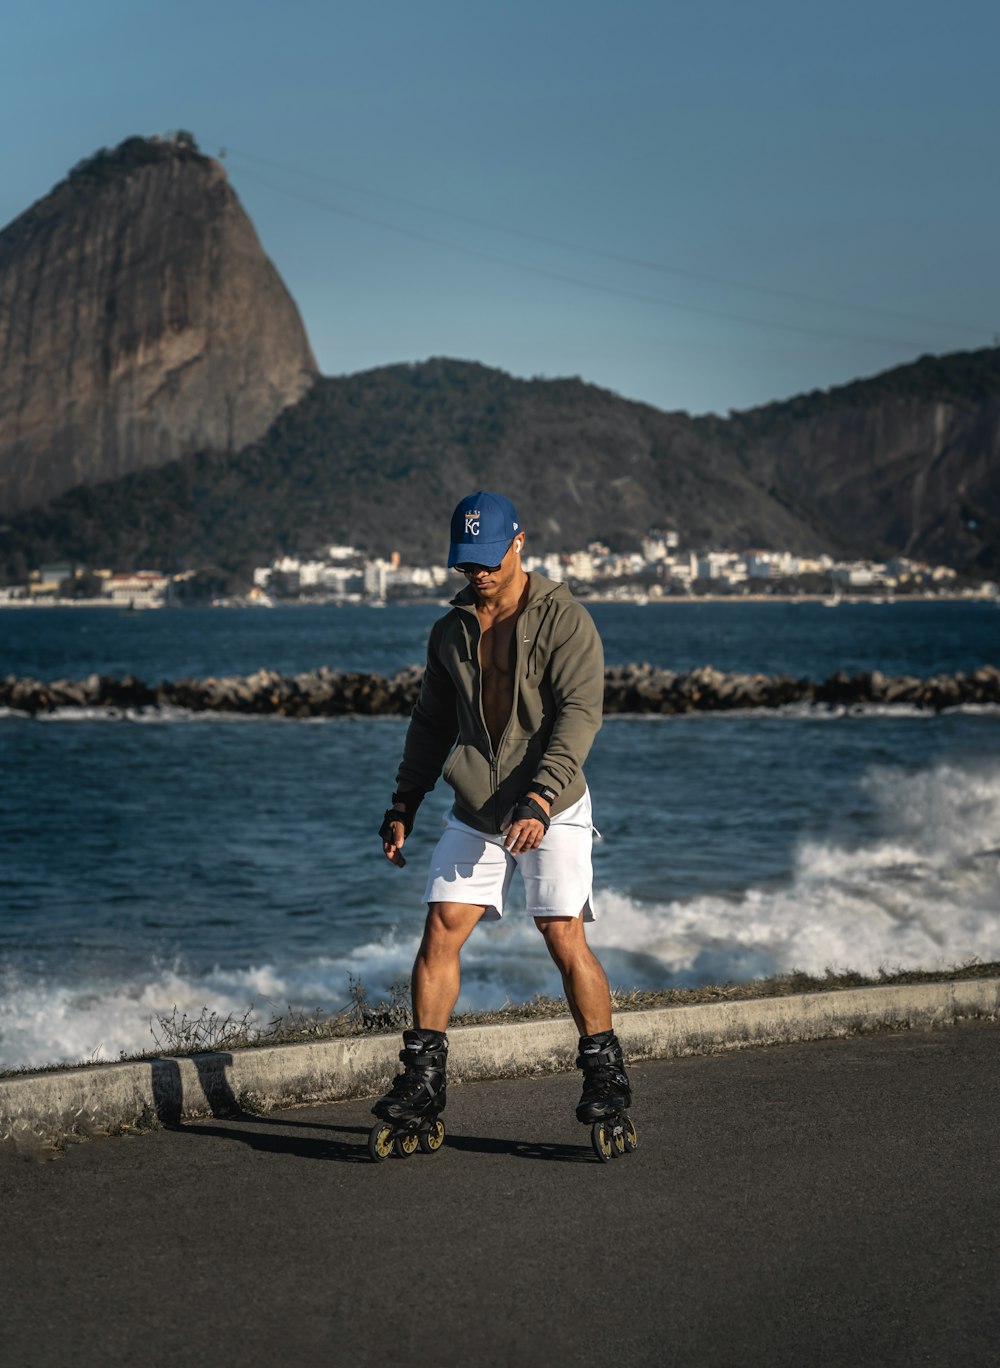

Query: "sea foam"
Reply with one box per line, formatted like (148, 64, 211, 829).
(2, 761, 998, 1071)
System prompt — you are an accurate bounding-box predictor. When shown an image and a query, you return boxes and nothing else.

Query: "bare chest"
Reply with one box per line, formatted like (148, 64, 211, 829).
(477, 611, 518, 679)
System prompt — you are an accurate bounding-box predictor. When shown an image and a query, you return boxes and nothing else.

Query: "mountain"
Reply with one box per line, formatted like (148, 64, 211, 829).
(0, 134, 996, 582)
(0, 359, 834, 582)
(0, 135, 317, 516)
(721, 348, 1000, 578)
(2, 349, 998, 583)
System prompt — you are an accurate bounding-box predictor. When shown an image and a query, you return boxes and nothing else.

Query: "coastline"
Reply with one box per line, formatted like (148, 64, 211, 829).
(0, 591, 994, 610)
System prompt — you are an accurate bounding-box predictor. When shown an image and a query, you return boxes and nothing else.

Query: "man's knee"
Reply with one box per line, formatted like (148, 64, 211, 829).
(421, 901, 484, 953)
(535, 913, 588, 962)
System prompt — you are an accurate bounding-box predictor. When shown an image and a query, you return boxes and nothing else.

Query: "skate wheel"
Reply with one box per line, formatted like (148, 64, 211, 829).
(591, 1121, 613, 1163)
(623, 1114, 638, 1152)
(610, 1120, 627, 1157)
(419, 1119, 446, 1153)
(394, 1131, 420, 1158)
(368, 1123, 395, 1163)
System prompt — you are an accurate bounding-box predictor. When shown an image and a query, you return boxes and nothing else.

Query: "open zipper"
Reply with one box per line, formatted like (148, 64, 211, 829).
(464, 594, 544, 831)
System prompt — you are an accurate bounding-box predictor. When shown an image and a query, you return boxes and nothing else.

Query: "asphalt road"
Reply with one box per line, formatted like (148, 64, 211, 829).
(3, 1022, 999, 1368)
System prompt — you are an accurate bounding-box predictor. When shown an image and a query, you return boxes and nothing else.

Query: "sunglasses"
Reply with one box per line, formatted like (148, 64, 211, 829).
(455, 539, 517, 576)
(456, 558, 503, 575)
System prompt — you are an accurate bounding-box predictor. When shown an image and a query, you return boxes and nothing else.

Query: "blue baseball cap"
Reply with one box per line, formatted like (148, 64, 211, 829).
(447, 490, 521, 568)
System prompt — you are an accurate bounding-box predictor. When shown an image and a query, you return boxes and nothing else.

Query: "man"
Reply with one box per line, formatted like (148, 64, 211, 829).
(371, 490, 633, 1158)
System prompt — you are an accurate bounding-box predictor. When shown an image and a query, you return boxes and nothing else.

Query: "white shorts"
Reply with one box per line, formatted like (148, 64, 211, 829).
(422, 789, 598, 922)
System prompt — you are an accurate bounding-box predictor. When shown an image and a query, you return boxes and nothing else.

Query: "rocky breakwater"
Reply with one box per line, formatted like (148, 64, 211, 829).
(2, 664, 999, 718)
(0, 666, 425, 718)
(600, 664, 1000, 712)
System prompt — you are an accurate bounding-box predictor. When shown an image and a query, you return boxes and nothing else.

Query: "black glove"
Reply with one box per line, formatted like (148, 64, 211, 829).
(511, 794, 551, 832)
(379, 789, 424, 843)
(380, 809, 410, 843)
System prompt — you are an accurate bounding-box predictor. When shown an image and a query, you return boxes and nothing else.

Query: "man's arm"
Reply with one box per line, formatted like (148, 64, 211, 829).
(503, 605, 604, 855)
(382, 619, 458, 866)
(530, 603, 604, 800)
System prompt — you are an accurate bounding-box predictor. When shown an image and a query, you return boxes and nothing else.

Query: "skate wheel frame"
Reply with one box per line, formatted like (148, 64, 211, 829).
(367, 1118, 447, 1162)
(591, 1114, 637, 1163)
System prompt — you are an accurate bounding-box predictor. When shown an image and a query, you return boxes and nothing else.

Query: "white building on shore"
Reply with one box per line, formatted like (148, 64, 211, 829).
(101, 572, 170, 605)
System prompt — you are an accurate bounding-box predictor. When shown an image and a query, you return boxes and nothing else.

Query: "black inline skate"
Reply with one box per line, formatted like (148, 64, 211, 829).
(576, 1030, 638, 1162)
(368, 1029, 448, 1162)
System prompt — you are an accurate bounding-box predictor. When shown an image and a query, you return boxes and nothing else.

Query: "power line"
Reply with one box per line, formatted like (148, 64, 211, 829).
(229, 162, 944, 351)
(210, 141, 991, 340)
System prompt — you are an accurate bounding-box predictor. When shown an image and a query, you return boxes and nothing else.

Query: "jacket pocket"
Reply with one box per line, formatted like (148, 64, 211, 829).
(442, 741, 492, 806)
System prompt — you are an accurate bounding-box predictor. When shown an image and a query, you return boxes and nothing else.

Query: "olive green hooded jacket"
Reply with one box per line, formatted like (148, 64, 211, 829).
(395, 574, 604, 834)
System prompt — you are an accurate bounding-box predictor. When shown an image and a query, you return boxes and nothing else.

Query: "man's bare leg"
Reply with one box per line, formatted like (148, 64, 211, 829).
(535, 913, 613, 1036)
(411, 901, 486, 1031)
(536, 913, 634, 1142)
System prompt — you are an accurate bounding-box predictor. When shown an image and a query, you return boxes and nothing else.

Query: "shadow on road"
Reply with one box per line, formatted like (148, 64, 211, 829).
(149, 1057, 596, 1163)
(179, 1116, 373, 1163)
(171, 1114, 594, 1165)
(445, 1133, 594, 1163)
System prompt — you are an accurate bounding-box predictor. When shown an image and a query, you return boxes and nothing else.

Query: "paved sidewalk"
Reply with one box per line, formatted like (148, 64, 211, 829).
(3, 1022, 998, 1368)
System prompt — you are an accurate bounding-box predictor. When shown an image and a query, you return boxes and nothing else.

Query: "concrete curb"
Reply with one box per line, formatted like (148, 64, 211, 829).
(3, 977, 998, 1144)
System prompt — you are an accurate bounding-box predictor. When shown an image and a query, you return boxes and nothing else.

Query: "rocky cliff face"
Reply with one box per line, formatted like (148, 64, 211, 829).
(0, 136, 317, 515)
(726, 349, 1000, 576)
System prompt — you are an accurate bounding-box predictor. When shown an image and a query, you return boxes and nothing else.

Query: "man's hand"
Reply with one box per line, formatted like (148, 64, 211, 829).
(380, 806, 408, 868)
(503, 792, 551, 854)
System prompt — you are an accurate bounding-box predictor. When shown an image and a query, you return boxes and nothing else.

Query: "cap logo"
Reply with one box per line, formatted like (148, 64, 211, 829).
(465, 512, 480, 536)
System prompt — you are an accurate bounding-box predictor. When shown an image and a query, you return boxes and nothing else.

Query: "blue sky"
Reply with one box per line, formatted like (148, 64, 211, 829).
(4, 0, 998, 413)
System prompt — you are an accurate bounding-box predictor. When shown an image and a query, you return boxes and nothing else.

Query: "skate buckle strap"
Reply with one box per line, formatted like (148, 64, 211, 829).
(576, 1043, 623, 1070)
(400, 1042, 447, 1063)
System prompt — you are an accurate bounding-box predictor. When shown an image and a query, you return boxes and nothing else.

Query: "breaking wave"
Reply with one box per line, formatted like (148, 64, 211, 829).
(2, 762, 998, 1071)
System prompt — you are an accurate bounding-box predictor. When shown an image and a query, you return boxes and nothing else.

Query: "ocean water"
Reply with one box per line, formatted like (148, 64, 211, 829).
(3, 597, 997, 680)
(2, 600, 999, 1070)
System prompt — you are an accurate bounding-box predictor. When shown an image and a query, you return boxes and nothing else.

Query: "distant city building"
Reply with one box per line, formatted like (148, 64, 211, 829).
(566, 551, 597, 581)
(665, 557, 695, 584)
(298, 560, 327, 587)
(101, 572, 170, 605)
(641, 529, 679, 560)
(402, 565, 449, 589)
(745, 550, 800, 579)
(696, 552, 747, 582)
(29, 562, 78, 596)
(323, 566, 365, 594)
(793, 555, 831, 576)
(2, 522, 985, 612)
(833, 562, 887, 587)
(524, 553, 563, 581)
(364, 559, 390, 600)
